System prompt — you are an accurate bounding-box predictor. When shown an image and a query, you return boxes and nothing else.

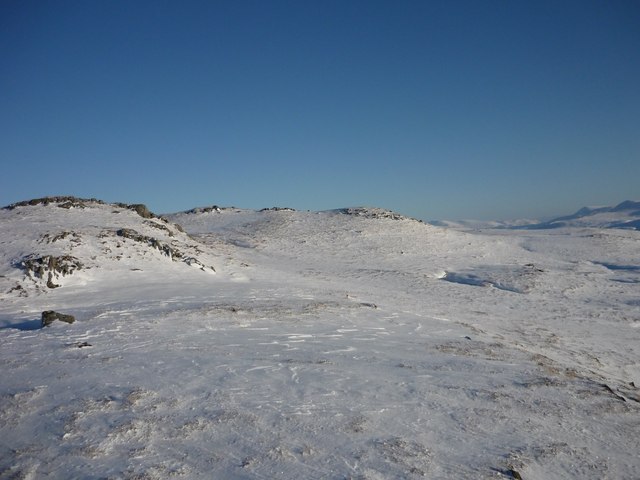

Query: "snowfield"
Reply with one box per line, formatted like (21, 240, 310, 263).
(1, 199, 639, 479)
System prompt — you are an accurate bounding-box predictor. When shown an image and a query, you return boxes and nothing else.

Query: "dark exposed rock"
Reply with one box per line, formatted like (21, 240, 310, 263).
(19, 255, 83, 288)
(184, 256, 216, 272)
(158, 216, 186, 233)
(184, 205, 222, 214)
(259, 207, 296, 212)
(8, 284, 27, 297)
(116, 228, 149, 242)
(337, 207, 420, 222)
(39, 231, 82, 244)
(602, 383, 627, 402)
(506, 468, 523, 480)
(20, 255, 82, 277)
(3, 196, 104, 210)
(359, 302, 378, 309)
(130, 204, 154, 218)
(144, 220, 174, 236)
(3, 197, 161, 221)
(113, 202, 155, 218)
(116, 228, 183, 259)
(41, 310, 75, 327)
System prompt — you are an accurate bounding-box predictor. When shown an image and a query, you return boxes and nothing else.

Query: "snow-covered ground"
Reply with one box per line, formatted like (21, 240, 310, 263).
(1, 199, 639, 479)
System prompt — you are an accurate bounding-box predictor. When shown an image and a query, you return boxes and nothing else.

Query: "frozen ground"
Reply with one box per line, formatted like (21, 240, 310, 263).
(1, 200, 639, 479)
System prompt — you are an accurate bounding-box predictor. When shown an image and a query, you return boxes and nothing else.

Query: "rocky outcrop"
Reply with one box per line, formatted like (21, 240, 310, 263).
(3, 196, 103, 210)
(114, 203, 155, 219)
(337, 207, 421, 222)
(19, 255, 83, 288)
(143, 220, 175, 237)
(3, 197, 217, 297)
(41, 310, 75, 327)
(184, 256, 216, 272)
(183, 205, 222, 214)
(259, 207, 296, 212)
(39, 231, 82, 244)
(116, 228, 183, 259)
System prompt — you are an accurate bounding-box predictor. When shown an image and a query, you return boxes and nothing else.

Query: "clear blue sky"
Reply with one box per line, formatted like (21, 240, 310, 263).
(1, 0, 638, 220)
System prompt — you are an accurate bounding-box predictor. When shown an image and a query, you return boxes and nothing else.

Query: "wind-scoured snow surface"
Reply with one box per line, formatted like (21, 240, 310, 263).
(1, 200, 639, 479)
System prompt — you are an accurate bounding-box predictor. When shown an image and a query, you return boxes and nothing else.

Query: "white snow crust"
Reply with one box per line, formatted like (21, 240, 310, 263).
(1, 201, 639, 479)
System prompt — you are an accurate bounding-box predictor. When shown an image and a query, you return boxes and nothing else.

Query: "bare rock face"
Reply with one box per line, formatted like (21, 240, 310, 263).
(129, 204, 154, 219)
(113, 203, 155, 219)
(3, 196, 103, 210)
(116, 228, 183, 259)
(41, 310, 75, 327)
(337, 207, 421, 222)
(19, 254, 83, 288)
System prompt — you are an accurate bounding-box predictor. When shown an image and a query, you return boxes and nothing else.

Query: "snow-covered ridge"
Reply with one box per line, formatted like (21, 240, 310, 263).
(0, 197, 216, 298)
(4, 195, 158, 220)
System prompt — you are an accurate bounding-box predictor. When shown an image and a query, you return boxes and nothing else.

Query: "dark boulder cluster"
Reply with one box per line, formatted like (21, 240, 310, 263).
(116, 228, 183, 259)
(338, 207, 420, 222)
(184, 205, 222, 214)
(41, 310, 75, 327)
(19, 254, 83, 288)
(3, 196, 104, 210)
(114, 203, 155, 219)
(39, 231, 82, 245)
(143, 220, 175, 236)
(259, 207, 296, 212)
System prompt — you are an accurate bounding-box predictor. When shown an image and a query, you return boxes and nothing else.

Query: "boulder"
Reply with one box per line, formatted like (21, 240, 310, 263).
(129, 203, 154, 218)
(41, 310, 75, 327)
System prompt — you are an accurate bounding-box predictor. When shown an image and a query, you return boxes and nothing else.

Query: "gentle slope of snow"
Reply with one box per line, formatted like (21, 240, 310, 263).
(1, 200, 639, 478)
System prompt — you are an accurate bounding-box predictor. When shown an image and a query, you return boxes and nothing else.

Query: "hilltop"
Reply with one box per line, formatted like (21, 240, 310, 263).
(0, 197, 217, 302)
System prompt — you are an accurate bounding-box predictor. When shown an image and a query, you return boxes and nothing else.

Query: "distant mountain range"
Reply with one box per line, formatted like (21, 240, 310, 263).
(518, 200, 640, 230)
(429, 200, 640, 230)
